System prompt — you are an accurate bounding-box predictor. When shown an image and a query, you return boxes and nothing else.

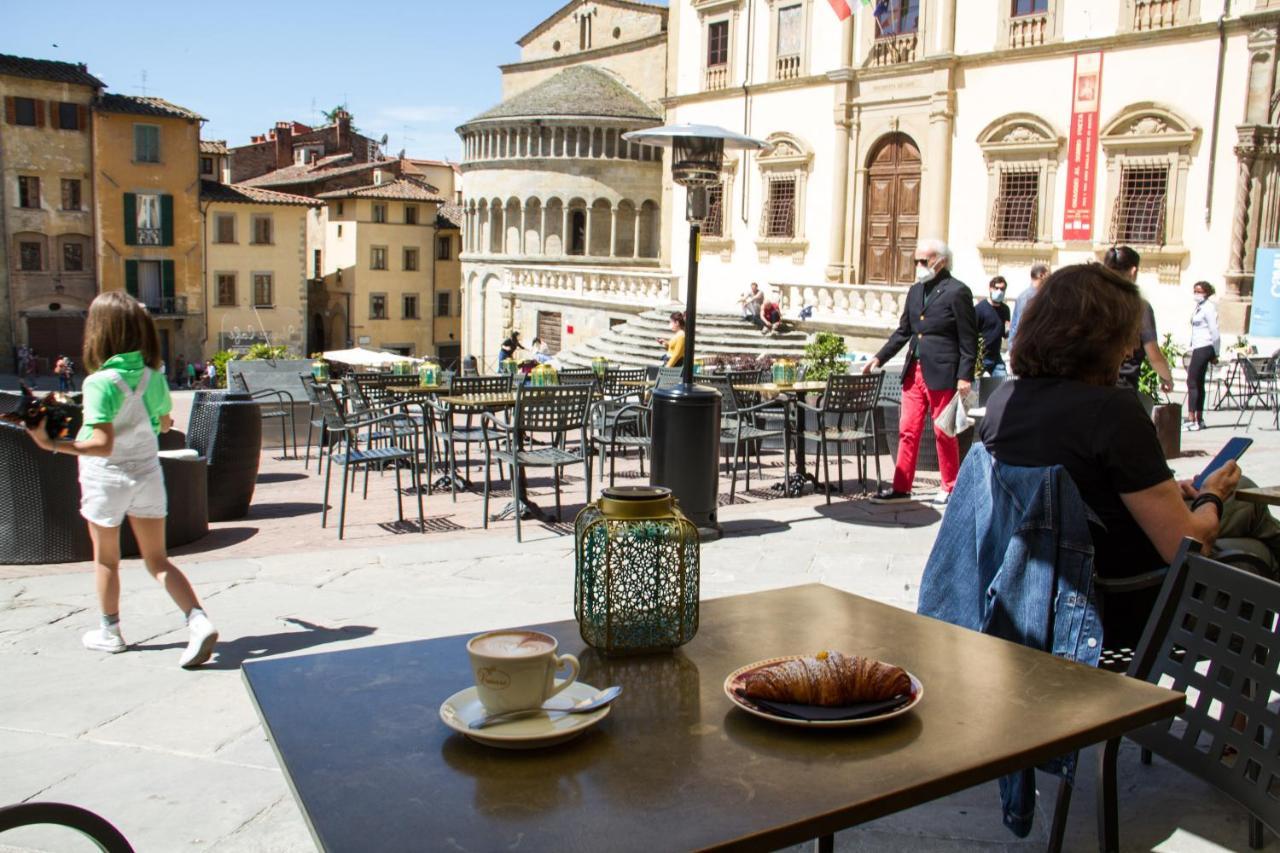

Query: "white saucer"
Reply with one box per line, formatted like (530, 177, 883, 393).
(439, 681, 611, 749)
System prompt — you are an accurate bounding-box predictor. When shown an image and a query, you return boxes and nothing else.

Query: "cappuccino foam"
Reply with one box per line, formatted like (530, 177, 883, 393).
(470, 631, 555, 658)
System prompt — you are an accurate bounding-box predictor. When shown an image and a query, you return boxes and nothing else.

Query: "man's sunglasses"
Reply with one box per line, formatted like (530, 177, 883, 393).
(914, 258, 932, 266)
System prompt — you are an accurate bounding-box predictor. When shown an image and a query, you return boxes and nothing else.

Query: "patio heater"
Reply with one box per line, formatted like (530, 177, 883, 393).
(621, 124, 768, 536)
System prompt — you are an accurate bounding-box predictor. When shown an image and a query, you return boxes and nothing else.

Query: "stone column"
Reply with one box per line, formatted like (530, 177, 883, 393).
(609, 205, 619, 256)
(826, 70, 854, 282)
(564, 205, 573, 255)
(922, 89, 956, 240)
(540, 205, 547, 256)
(934, 0, 957, 55)
(633, 206, 642, 258)
(587, 204, 596, 256)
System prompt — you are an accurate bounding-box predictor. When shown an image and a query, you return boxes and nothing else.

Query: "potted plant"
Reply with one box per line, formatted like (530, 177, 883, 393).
(800, 332, 848, 382)
(1139, 333, 1187, 459)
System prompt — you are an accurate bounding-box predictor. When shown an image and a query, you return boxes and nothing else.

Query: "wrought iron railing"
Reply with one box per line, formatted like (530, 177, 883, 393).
(143, 296, 189, 316)
(136, 228, 162, 246)
(868, 33, 917, 67)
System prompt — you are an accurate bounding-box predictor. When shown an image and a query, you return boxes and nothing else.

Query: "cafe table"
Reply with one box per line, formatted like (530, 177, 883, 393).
(242, 584, 1181, 853)
(386, 384, 447, 400)
(734, 382, 830, 497)
(434, 392, 548, 521)
(1237, 485, 1280, 507)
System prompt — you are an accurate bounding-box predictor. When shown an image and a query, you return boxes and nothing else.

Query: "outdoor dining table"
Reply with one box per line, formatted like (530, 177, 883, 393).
(435, 392, 547, 522)
(734, 381, 829, 497)
(1237, 485, 1280, 507)
(386, 384, 448, 399)
(241, 584, 1182, 853)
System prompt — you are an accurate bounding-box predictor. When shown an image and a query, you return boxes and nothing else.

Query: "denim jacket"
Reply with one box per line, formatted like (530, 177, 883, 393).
(918, 443, 1103, 838)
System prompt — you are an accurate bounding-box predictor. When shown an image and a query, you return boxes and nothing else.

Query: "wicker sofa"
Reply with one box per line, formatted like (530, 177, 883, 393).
(0, 420, 208, 565)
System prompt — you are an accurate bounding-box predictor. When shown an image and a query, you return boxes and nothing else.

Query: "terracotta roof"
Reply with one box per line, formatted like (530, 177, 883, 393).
(463, 65, 660, 125)
(96, 93, 204, 121)
(200, 139, 228, 155)
(240, 156, 391, 188)
(0, 53, 104, 88)
(317, 178, 443, 203)
(437, 203, 463, 228)
(200, 179, 319, 207)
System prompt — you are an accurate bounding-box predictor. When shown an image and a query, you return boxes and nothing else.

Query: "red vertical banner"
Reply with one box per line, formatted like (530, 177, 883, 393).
(1062, 53, 1103, 241)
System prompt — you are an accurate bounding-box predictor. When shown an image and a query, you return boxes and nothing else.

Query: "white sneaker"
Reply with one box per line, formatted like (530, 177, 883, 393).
(179, 612, 219, 669)
(931, 491, 952, 507)
(82, 625, 126, 654)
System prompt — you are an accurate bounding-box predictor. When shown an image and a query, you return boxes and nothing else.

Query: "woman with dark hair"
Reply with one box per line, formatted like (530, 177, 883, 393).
(1184, 281, 1220, 431)
(657, 311, 685, 367)
(1102, 245, 1175, 395)
(980, 264, 1277, 646)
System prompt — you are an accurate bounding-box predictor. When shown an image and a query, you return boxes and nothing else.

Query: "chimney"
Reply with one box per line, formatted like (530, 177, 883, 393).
(335, 109, 351, 147)
(274, 121, 293, 169)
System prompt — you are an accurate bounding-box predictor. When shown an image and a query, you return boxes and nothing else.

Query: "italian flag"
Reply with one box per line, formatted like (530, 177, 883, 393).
(828, 0, 871, 21)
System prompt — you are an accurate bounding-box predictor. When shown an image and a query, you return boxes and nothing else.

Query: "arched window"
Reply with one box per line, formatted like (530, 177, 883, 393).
(589, 199, 612, 256)
(1099, 102, 1198, 282)
(524, 198, 543, 256)
(488, 200, 504, 254)
(568, 205, 587, 256)
(615, 201, 637, 258)
(545, 198, 565, 255)
(756, 132, 813, 262)
(505, 198, 521, 254)
(975, 113, 1063, 273)
(638, 201, 660, 259)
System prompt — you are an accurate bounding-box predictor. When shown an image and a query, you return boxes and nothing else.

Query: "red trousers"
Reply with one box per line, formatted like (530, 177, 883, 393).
(892, 362, 960, 494)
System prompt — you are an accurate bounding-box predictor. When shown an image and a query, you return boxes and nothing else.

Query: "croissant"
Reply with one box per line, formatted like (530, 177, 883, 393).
(739, 651, 910, 707)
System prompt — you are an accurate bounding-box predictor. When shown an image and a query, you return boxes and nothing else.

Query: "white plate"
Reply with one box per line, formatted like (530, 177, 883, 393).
(439, 681, 611, 749)
(723, 656, 923, 728)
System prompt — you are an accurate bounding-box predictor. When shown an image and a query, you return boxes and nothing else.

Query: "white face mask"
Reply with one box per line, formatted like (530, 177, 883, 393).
(915, 263, 934, 283)
(990, 290, 1006, 304)
(1194, 294, 1206, 305)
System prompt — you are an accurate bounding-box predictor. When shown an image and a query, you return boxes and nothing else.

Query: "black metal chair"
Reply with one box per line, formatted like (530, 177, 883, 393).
(230, 372, 297, 459)
(796, 373, 885, 503)
(557, 367, 598, 388)
(297, 374, 329, 471)
(316, 384, 424, 540)
(1049, 539, 1280, 852)
(699, 375, 788, 501)
(590, 368, 650, 484)
(1234, 356, 1278, 431)
(481, 384, 594, 542)
(0, 802, 134, 853)
(430, 374, 513, 502)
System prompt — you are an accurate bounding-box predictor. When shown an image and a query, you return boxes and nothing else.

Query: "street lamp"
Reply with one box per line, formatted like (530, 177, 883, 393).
(622, 124, 768, 535)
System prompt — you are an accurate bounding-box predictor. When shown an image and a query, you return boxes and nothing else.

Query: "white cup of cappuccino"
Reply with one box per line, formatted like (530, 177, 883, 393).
(466, 630, 580, 714)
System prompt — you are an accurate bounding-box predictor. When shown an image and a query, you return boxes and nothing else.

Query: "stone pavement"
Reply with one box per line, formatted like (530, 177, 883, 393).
(1, 401, 1277, 852)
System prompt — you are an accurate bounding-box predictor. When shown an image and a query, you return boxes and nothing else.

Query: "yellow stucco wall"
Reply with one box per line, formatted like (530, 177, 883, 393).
(93, 108, 203, 360)
(320, 197, 439, 356)
(0, 74, 97, 370)
(433, 229, 462, 352)
(204, 201, 314, 359)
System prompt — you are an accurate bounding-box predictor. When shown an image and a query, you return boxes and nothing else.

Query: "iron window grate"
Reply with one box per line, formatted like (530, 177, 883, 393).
(765, 178, 796, 239)
(990, 168, 1039, 242)
(704, 183, 725, 238)
(1112, 163, 1169, 245)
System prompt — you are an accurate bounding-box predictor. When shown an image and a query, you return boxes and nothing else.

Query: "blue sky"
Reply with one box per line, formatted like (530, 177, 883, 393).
(3, 0, 646, 160)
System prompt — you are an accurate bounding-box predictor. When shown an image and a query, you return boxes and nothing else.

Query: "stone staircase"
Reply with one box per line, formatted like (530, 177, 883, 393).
(556, 308, 810, 369)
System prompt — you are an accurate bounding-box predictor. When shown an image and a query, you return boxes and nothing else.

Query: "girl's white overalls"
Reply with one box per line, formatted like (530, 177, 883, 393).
(78, 367, 167, 527)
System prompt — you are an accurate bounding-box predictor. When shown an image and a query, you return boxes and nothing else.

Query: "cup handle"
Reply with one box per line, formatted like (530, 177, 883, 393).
(545, 653, 579, 701)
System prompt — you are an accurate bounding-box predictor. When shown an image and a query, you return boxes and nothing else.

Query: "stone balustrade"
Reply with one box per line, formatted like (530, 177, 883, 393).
(770, 281, 908, 328)
(1009, 12, 1049, 47)
(1133, 0, 1180, 30)
(869, 33, 918, 67)
(705, 65, 729, 91)
(775, 55, 801, 81)
(506, 264, 679, 308)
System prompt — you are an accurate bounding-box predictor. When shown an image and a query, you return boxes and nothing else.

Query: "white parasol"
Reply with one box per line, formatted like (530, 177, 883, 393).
(321, 347, 417, 367)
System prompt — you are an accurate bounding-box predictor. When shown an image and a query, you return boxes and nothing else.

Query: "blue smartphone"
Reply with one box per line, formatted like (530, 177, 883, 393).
(1192, 437, 1253, 490)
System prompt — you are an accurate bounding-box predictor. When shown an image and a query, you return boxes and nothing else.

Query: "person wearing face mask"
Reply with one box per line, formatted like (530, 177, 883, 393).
(1007, 263, 1050, 347)
(977, 276, 1011, 377)
(863, 239, 978, 506)
(1184, 280, 1220, 431)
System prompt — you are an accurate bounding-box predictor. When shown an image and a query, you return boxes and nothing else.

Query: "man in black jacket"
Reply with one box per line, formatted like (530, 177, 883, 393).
(863, 239, 977, 506)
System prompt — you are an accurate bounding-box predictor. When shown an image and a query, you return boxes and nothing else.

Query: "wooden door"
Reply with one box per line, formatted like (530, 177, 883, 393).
(862, 134, 921, 286)
(26, 316, 86, 368)
(537, 311, 563, 354)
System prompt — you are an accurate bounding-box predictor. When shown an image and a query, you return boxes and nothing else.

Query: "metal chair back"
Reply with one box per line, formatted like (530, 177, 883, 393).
(1123, 542, 1280, 842)
(513, 385, 593, 435)
(297, 374, 321, 405)
(316, 383, 351, 434)
(342, 376, 372, 415)
(655, 366, 684, 388)
(230, 372, 251, 394)
(726, 369, 764, 388)
(557, 368, 597, 387)
(820, 373, 884, 415)
(450, 374, 513, 397)
(697, 374, 740, 416)
(601, 368, 647, 398)
(877, 369, 904, 404)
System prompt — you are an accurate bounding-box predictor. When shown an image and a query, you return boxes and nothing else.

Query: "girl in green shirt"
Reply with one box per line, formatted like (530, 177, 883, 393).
(25, 292, 218, 668)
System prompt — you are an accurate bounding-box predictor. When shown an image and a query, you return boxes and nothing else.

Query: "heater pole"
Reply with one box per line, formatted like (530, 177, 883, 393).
(682, 221, 700, 387)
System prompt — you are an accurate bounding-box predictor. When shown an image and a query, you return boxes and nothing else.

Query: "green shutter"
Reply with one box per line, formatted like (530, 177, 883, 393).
(162, 260, 175, 301)
(123, 193, 137, 245)
(160, 194, 174, 246)
(125, 260, 139, 297)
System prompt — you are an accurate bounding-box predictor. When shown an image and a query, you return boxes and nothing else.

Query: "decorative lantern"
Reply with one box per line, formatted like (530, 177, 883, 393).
(772, 358, 798, 387)
(591, 356, 609, 379)
(574, 486, 700, 655)
(311, 359, 329, 381)
(531, 363, 558, 387)
(693, 358, 705, 376)
(418, 359, 438, 388)
(500, 357, 517, 376)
